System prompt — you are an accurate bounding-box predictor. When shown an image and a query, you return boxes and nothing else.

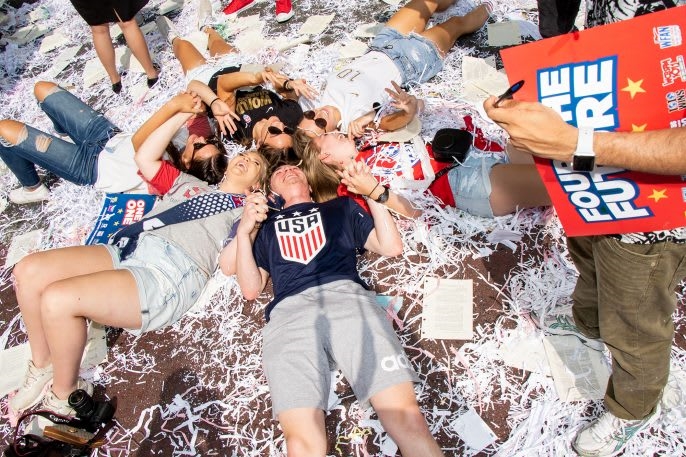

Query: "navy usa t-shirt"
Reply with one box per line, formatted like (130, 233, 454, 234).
(253, 197, 374, 320)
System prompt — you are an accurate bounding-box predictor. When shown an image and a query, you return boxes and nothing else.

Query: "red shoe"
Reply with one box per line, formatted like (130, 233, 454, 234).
(275, 0, 294, 23)
(223, 0, 257, 15)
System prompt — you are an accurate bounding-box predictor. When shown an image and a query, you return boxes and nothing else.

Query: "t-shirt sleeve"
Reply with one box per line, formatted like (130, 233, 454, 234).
(252, 225, 271, 273)
(346, 198, 374, 248)
(141, 161, 181, 196)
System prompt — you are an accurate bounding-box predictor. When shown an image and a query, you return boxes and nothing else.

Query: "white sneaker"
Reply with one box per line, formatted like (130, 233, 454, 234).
(9, 360, 53, 412)
(197, 0, 214, 31)
(9, 184, 49, 204)
(155, 16, 180, 45)
(573, 405, 661, 456)
(531, 310, 605, 351)
(35, 379, 94, 430)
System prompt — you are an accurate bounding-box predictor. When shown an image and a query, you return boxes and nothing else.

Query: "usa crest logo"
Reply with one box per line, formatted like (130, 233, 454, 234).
(275, 210, 326, 264)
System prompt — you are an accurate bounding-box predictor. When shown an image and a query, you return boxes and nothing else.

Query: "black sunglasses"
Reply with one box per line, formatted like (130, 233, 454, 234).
(267, 125, 295, 136)
(192, 136, 221, 152)
(303, 110, 327, 130)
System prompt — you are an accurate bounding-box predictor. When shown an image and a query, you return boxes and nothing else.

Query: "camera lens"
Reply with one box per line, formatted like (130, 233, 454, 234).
(68, 389, 95, 419)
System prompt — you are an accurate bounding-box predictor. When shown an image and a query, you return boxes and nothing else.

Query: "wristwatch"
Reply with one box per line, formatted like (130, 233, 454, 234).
(375, 185, 390, 203)
(572, 127, 596, 172)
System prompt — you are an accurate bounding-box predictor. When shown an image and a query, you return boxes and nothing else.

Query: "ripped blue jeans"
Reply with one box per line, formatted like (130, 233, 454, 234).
(0, 87, 119, 187)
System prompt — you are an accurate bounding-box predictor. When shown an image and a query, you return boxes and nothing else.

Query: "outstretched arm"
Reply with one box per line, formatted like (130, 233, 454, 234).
(134, 93, 202, 180)
(339, 161, 422, 218)
(226, 193, 271, 299)
(363, 198, 403, 257)
(186, 79, 239, 135)
(484, 96, 686, 174)
(376, 81, 423, 134)
(131, 92, 203, 151)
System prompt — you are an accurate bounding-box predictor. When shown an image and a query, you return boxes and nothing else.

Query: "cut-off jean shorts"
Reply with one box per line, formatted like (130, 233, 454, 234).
(448, 150, 507, 218)
(104, 235, 207, 336)
(369, 27, 444, 85)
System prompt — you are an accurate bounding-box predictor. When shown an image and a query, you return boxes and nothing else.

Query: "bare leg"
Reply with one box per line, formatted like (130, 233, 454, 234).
(371, 382, 444, 457)
(172, 37, 209, 75)
(420, 5, 490, 56)
(90, 25, 120, 84)
(277, 408, 327, 456)
(119, 18, 158, 79)
(505, 142, 536, 165)
(40, 269, 141, 399)
(206, 27, 236, 57)
(488, 163, 551, 216)
(386, 0, 452, 35)
(12, 246, 115, 370)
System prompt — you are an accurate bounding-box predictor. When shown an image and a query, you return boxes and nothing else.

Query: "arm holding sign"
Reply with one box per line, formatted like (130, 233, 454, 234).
(484, 96, 686, 175)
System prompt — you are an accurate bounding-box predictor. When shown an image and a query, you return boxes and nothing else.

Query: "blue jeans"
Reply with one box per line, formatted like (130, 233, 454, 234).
(0, 87, 119, 187)
(369, 27, 444, 85)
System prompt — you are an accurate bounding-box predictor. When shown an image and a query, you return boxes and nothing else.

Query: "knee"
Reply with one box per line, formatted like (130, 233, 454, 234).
(40, 282, 73, 321)
(283, 433, 327, 457)
(33, 81, 59, 103)
(117, 18, 138, 30)
(13, 254, 47, 308)
(0, 120, 28, 147)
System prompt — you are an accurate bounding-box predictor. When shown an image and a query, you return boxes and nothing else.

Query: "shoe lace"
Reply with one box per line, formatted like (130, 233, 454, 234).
(23, 363, 48, 387)
(588, 412, 622, 440)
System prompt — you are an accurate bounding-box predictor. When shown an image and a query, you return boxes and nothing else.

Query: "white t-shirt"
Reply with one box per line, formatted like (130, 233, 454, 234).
(95, 133, 148, 194)
(318, 51, 402, 132)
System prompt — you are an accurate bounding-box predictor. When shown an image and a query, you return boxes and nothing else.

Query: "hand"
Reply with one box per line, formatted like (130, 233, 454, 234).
(172, 91, 204, 114)
(483, 96, 578, 161)
(337, 161, 378, 196)
(258, 68, 287, 87)
(237, 192, 269, 236)
(210, 98, 240, 135)
(385, 81, 418, 115)
(347, 112, 375, 139)
(287, 79, 319, 100)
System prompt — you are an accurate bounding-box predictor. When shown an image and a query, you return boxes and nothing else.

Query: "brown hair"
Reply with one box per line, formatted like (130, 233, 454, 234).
(166, 142, 229, 185)
(291, 130, 339, 203)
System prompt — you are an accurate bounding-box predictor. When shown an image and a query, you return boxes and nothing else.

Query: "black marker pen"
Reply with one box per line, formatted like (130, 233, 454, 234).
(494, 80, 525, 107)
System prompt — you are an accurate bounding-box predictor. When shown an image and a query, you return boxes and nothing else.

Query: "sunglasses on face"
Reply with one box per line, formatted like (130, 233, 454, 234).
(303, 110, 327, 130)
(267, 125, 295, 136)
(192, 136, 221, 152)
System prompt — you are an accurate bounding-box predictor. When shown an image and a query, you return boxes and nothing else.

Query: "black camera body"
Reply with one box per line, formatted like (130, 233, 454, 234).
(431, 128, 473, 163)
(68, 389, 116, 433)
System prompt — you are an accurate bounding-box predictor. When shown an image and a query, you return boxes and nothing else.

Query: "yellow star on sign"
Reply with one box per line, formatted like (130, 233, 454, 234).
(648, 189, 668, 202)
(632, 123, 647, 132)
(621, 78, 646, 99)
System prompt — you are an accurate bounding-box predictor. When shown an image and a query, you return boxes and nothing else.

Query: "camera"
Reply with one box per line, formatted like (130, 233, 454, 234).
(431, 128, 473, 163)
(68, 389, 116, 433)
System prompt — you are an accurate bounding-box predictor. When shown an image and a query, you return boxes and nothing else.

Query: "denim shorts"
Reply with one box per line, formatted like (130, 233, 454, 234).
(447, 149, 507, 218)
(369, 27, 444, 84)
(0, 87, 118, 187)
(104, 235, 208, 336)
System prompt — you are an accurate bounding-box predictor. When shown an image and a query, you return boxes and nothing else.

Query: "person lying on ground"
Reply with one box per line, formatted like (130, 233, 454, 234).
(299, 0, 490, 136)
(223, 163, 444, 457)
(156, 16, 317, 150)
(0, 83, 229, 204)
(293, 114, 550, 219)
(7, 92, 267, 426)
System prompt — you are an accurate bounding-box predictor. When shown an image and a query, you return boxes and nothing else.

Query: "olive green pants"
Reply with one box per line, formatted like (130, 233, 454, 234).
(568, 235, 686, 420)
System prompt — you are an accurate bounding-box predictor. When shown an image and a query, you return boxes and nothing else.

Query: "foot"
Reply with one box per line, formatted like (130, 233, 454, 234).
(9, 360, 53, 412)
(9, 183, 50, 204)
(530, 310, 605, 351)
(155, 16, 180, 45)
(275, 0, 294, 23)
(223, 0, 258, 15)
(34, 380, 94, 430)
(573, 405, 661, 456)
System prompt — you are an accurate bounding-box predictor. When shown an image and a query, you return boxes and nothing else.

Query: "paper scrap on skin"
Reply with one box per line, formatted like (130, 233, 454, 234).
(543, 335, 610, 402)
(298, 14, 335, 36)
(421, 277, 473, 340)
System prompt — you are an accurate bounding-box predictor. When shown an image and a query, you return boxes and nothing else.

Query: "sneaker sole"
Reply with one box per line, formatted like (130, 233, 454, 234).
(224, 1, 258, 16)
(9, 381, 51, 413)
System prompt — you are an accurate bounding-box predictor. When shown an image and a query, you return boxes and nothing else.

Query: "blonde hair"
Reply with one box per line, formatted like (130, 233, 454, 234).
(292, 130, 340, 203)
